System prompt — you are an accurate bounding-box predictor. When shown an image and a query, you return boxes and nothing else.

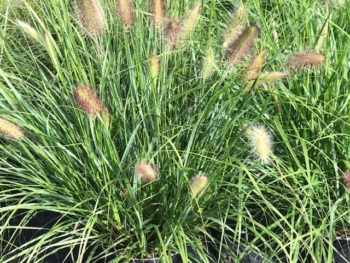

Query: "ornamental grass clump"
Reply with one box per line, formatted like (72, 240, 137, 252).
(75, 0, 106, 36)
(0, 118, 24, 141)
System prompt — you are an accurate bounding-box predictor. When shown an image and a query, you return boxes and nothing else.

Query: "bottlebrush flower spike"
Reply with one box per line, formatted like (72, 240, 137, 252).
(75, 0, 106, 36)
(164, 18, 181, 47)
(17, 20, 42, 43)
(150, 0, 164, 27)
(0, 118, 24, 141)
(116, 0, 134, 27)
(257, 71, 288, 83)
(288, 51, 325, 70)
(149, 53, 160, 82)
(343, 171, 350, 189)
(245, 49, 267, 81)
(178, 3, 201, 43)
(74, 85, 102, 116)
(135, 161, 159, 183)
(223, 3, 246, 49)
(190, 173, 208, 197)
(316, 17, 330, 51)
(202, 46, 215, 79)
(249, 125, 272, 164)
(225, 25, 259, 67)
(102, 106, 110, 128)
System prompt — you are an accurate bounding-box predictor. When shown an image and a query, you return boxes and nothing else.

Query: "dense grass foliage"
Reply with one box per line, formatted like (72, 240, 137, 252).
(0, 0, 349, 262)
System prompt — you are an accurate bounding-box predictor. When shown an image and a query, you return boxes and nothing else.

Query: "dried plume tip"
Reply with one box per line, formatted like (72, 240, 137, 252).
(225, 25, 259, 67)
(343, 171, 350, 189)
(75, 0, 106, 36)
(150, 0, 165, 27)
(116, 0, 134, 27)
(178, 3, 201, 43)
(0, 118, 24, 141)
(288, 51, 325, 70)
(164, 18, 181, 47)
(135, 161, 159, 183)
(245, 49, 267, 81)
(248, 125, 272, 164)
(74, 85, 102, 116)
(223, 3, 246, 49)
(190, 173, 208, 197)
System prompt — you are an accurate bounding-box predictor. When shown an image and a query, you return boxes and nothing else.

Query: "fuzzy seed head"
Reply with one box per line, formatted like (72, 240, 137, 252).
(249, 125, 272, 164)
(257, 71, 288, 83)
(17, 20, 42, 43)
(288, 51, 325, 70)
(179, 3, 201, 43)
(202, 46, 216, 79)
(116, 0, 134, 27)
(74, 85, 102, 116)
(149, 53, 160, 81)
(190, 173, 208, 197)
(245, 49, 267, 81)
(135, 161, 159, 183)
(225, 25, 259, 67)
(223, 3, 246, 49)
(164, 18, 181, 47)
(343, 171, 350, 189)
(0, 118, 24, 141)
(75, 0, 105, 36)
(150, 0, 164, 27)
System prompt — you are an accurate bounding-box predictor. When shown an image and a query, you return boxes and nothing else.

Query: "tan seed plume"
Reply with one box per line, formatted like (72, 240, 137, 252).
(135, 161, 159, 183)
(178, 3, 201, 43)
(164, 18, 181, 47)
(225, 25, 259, 67)
(257, 71, 288, 83)
(150, 0, 164, 27)
(74, 85, 102, 116)
(202, 46, 215, 79)
(17, 20, 42, 43)
(75, 0, 105, 36)
(0, 118, 24, 141)
(190, 173, 208, 197)
(223, 3, 246, 49)
(245, 49, 267, 81)
(116, 0, 134, 27)
(288, 51, 325, 70)
(149, 53, 160, 82)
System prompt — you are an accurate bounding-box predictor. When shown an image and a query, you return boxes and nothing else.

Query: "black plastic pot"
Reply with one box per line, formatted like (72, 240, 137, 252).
(334, 237, 350, 263)
(131, 253, 182, 263)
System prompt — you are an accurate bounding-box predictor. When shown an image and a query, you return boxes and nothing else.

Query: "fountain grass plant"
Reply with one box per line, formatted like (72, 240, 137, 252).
(0, 0, 349, 262)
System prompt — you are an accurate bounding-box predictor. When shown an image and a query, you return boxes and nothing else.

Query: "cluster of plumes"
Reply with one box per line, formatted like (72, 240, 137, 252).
(0, 118, 24, 141)
(134, 161, 209, 197)
(246, 125, 273, 164)
(163, 3, 201, 47)
(74, 85, 110, 127)
(343, 171, 350, 189)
